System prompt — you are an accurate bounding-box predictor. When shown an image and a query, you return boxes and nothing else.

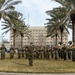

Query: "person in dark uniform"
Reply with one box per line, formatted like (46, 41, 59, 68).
(1, 44, 6, 60)
(36, 47, 39, 59)
(44, 46, 46, 59)
(25, 46, 29, 59)
(33, 47, 36, 59)
(72, 47, 75, 62)
(53, 46, 58, 60)
(17, 48, 21, 58)
(62, 44, 67, 61)
(51, 48, 54, 59)
(28, 43, 34, 66)
(21, 48, 24, 58)
(46, 47, 49, 59)
(10, 45, 15, 59)
(67, 46, 71, 60)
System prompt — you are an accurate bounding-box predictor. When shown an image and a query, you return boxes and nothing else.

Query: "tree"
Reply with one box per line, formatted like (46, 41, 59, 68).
(17, 19, 30, 49)
(53, 0, 75, 45)
(45, 20, 59, 46)
(2, 12, 22, 48)
(46, 7, 69, 45)
(0, 0, 22, 21)
(0, 0, 22, 47)
(2, 15, 30, 49)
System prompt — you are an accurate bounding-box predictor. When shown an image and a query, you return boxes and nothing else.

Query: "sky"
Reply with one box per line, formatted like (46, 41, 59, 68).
(0, 0, 72, 42)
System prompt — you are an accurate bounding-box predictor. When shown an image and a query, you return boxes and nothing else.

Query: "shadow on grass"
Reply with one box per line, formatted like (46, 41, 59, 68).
(12, 62, 29, 67)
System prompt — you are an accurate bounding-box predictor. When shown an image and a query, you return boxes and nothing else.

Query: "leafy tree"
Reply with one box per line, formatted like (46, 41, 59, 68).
(2, 15, 30, 49)
(53, 0, 75, 45)
(45, 20, 59, 46)
(17, 18, 30, 49)
(0, 0, 22, 47)
(46, 7, 69, 45)
(2, 12, 22, 48)
(0, 0, 22, 21)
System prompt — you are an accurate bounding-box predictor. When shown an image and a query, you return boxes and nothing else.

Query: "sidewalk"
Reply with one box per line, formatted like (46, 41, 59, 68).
(0, 72, 75, 75)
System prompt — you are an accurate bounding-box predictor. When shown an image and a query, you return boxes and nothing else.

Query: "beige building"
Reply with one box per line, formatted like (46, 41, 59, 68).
(10, 26, 68, 48)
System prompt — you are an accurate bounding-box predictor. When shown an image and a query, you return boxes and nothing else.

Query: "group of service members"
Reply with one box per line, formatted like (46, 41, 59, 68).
(22, 44, 75, 62)
(0, 44, 75, 66)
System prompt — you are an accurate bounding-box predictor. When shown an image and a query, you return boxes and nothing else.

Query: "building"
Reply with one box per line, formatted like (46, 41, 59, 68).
(10, 26, 68, 48)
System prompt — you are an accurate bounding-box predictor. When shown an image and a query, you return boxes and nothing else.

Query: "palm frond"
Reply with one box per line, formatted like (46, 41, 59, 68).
(4, 6, 15, 10)
(0, 0, 5, 9)
(2, 0, 13, 7)
(2, 29, 10, 35)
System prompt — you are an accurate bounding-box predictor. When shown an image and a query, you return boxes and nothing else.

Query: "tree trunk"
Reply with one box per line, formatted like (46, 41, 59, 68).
(55, 34, 58, 46)
(72, 21, 75, 45)
(71, 13, 75, 46)
(21, 35, 23, 49)
(13, 29, 16, 48)
(20, 33, 24, 49)
(60, 31, 63, 44)
(13, 31, 16, 48)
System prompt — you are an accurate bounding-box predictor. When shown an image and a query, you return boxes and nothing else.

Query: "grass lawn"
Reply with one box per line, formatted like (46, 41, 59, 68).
(0, 53, 75, 73)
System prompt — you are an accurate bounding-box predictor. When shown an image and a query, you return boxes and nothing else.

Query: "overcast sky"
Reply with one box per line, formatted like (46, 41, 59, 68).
(0, 0, 72, 42)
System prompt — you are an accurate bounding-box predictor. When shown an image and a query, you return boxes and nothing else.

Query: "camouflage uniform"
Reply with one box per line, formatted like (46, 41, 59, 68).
(21, 48, 24, 58)
(44, 47, 46, 59)
(46, 47, 49, 59)
(10, 45, 15, 59)
(17, 48, 21, 58)
(72, 50, 75, 62)
(58, 48, 61, 58)
(67, 46, 71, 60)
(28, 43, 34, 66)
(33, 48, 36, 59)
(1, 44, 6, 60)
(53, 46, 58, 60)
(25, 47, 28, 59)
(62, 45, 67, 61)
(36, 47, 39, 59)
(51, 49, 54, 59)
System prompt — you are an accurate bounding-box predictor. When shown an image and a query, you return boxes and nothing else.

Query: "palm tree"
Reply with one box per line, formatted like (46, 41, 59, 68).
(2, 15, 30, 49)
(0, 0, 22, 47)
(2, 19, 17, 48)
(45, 20, 60, 46)
(17, 19, 30, 49)
(46, 7, 69, 44)
(0, 0, 22, 20)
(9, 11, 23, 48)
(53, 0, 75, 45)
(2, 12, 22, 48)
(19, 26, 30, 49)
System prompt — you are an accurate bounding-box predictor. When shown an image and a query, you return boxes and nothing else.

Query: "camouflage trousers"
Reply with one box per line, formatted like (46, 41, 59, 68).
(10, 53, 14, 59)
(29, 58, 33, 66)
(1, 53, 5, 60)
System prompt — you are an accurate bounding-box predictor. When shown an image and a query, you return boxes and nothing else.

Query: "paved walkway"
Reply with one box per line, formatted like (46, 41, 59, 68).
(0, 72, 75, 75)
